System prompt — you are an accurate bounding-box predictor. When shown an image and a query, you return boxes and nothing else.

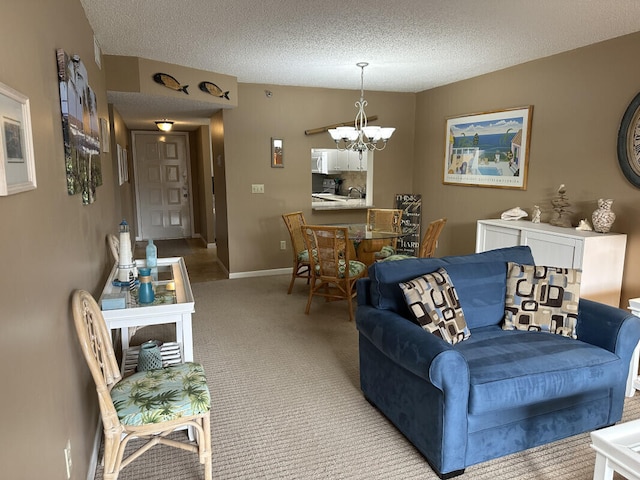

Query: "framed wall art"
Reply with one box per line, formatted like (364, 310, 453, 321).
(443, 106, 533, 190)
(0, 81, 36, 195)
(271, 137, 283, 168)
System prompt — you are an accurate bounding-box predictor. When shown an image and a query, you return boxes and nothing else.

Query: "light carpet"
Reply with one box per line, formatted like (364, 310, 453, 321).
(94, 274, 638, 479)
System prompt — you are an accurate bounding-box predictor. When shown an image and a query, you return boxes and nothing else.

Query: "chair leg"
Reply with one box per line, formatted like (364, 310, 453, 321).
(305, 278, 316, 314)
(201, 413, 212, 480)
(102, 433, 122, 480)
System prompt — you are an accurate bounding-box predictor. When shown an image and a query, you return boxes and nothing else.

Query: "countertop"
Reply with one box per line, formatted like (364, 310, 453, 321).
(311, 193, 368, 210)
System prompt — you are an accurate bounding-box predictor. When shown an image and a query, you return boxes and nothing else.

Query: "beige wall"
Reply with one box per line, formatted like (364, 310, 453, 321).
(414, 31, 640, 307)
(0, 0, 121, 478)
(222, 83, 415, 273)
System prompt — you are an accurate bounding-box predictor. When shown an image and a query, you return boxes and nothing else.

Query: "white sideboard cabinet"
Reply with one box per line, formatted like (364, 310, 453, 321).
(476, 219, 627, 307)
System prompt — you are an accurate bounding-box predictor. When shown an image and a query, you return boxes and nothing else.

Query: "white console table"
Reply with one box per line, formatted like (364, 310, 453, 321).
(476, 219, 626, 307)
(99, 257, 195, 366)
(591, 419, 640, 480)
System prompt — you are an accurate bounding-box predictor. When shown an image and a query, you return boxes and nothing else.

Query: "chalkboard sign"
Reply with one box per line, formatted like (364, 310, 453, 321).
(394, 193, 422, 256)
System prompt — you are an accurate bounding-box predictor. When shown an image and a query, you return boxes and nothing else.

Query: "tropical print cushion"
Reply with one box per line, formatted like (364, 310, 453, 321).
(297, 249, 310, 262)
(374, 245, 396, 258)
(314, 259, 366, 278)
(111, 362, 210, 426)
(380, 254, 414, 262)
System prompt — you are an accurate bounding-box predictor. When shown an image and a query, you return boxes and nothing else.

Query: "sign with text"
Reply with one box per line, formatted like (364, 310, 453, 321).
(394, 193, 421, 256)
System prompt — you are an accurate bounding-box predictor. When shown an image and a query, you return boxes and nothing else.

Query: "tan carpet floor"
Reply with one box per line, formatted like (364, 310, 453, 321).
(94, 274, 638, 479)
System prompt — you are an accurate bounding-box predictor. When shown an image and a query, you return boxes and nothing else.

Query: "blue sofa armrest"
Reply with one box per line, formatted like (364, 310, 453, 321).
(356, 304, 469, 391)
(578, 298, 640, 361)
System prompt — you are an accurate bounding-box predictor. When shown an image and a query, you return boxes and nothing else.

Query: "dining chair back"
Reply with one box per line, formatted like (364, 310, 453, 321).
(419, 217, 447, 258)
(71, 290, 212, 480)
(301, 225, 367, 321)
(282, 211, 311, 293)
(108, 233, 119, 263)
(357, 208, 403, 265)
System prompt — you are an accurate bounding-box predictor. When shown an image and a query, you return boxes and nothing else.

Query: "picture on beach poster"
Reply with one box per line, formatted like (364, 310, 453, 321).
(443, 106, 533, 190)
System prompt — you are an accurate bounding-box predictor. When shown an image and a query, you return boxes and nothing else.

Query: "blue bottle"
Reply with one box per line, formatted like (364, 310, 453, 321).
(146, 239, 157, 267)
(138, 267, 155, 304)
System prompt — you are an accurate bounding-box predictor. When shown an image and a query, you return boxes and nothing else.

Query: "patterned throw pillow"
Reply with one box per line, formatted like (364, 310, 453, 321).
(399, 268, 470, 345)
(503, 262, 581, 338)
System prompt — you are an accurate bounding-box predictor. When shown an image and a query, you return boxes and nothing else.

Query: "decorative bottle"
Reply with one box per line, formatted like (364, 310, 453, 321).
(146, 239, 157, 267)
(117, 220, 135, 282)
(592, 198, 616, 233)
(138, 267, 155, 304)
(137, 341, 163, 371)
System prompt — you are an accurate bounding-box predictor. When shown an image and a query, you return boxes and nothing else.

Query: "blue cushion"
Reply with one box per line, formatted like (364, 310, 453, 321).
(455, 327, 623, 415)
(367, 246, 535, 323)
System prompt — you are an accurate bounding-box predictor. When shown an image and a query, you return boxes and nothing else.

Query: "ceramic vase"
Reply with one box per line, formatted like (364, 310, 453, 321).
(137, 341, 163, 371)
(592, 198, 616, 233)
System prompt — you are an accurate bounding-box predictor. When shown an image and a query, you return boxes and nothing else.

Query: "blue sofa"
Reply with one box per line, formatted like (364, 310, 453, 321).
(355, 246, 640, 478)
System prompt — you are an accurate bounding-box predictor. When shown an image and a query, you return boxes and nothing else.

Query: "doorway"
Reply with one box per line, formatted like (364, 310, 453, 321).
(132, 131, 194, 240)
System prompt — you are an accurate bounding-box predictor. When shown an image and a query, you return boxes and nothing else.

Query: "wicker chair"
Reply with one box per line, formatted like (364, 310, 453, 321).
(71, 290, 212, 480)
(107, 234, 119, 263)
(419, 218, 447, 258)
(282, 211, 311, 294)
(356, 208, 403, 266)
(301, 225, 367, 321)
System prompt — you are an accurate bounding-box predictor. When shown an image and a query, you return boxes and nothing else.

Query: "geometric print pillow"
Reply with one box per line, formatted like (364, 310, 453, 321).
(399, 267, 470, 345)
(503, 262, 581, 339)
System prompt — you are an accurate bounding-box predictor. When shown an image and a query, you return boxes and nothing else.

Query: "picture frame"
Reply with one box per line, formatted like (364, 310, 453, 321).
(0, 81, 36, 195)
(117, 143, 128, 185)
(271, 137, 283, 168)
(443, 106, 533, 190)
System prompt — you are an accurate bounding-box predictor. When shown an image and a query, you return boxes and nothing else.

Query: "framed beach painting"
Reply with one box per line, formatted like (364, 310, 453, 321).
(443, 106, 533, 190)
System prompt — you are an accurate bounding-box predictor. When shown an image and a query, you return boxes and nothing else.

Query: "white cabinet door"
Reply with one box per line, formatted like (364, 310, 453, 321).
(522, 231, 582, 268)
(475, 223, 521, 252)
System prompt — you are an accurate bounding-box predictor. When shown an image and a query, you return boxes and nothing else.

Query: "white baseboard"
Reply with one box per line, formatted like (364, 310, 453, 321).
(229, 267, 292, 279)
(87, 414, 102, 480)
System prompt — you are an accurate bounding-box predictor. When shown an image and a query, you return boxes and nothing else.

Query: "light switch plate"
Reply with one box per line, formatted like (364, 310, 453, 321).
(251, 184, 265, 194)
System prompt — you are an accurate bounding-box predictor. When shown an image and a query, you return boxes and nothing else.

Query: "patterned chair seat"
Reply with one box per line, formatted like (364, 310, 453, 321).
(374, 245, 397, 259)
(112, 362, 211, 426)
(297, 249, 310, 262)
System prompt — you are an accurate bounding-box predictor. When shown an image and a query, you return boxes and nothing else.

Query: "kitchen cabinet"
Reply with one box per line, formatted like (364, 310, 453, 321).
(335, 150, 368, 172)
(476, 219, 627, 307)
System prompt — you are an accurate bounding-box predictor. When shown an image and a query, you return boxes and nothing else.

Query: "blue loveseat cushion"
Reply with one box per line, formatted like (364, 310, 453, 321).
(368, 246, 535, 329)
(455, 327, 623, 415)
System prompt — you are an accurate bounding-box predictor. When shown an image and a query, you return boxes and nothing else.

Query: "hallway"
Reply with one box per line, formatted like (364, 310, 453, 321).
(134, 238, 227, 283)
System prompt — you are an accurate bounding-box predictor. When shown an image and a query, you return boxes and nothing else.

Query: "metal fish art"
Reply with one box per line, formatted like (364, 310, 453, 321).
(199, 81, 230, 100)
(153, 73, 189, 94)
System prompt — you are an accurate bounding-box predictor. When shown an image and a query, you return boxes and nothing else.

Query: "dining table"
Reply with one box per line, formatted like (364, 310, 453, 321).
(327, 223, 411, 265)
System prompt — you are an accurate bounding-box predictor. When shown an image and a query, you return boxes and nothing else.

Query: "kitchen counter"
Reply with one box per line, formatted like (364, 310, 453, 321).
(312, 193, 368, 210)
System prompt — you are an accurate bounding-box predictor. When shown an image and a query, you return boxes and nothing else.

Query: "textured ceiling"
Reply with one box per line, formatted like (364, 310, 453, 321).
(80, 0, 640, 129)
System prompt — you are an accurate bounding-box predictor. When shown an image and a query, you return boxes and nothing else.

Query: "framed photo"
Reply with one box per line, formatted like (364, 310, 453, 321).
(0, 81, 36, 195)
(271, 137, 283, 168)
(117, 144, 128, 185)
(443, 106, 533, 190)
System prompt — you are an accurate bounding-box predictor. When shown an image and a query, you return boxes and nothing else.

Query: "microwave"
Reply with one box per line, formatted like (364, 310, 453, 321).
(311, 149, 337, 174)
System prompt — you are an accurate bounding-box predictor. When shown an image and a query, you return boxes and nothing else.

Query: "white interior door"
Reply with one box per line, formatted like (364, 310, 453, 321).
(133, 132, 193, 240)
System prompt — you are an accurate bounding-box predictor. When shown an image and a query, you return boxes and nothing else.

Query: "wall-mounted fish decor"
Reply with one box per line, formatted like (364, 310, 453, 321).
(153, 73, 189, 94)
(199, 81, 230, 100)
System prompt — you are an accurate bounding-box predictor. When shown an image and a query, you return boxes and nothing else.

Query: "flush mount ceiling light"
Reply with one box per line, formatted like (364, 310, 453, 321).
(155, 120, 174, 132)
(328, 63, 395, 155)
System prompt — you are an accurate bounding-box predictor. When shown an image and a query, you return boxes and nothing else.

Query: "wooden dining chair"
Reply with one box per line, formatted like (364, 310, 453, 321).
(301, 225, 367, 321)
(357, 208, 403, 265)
(107, 233, 119, 263)
(282, 211, 311, 294)
(419, 218, 447, 258)
(71, 290, 212, 480)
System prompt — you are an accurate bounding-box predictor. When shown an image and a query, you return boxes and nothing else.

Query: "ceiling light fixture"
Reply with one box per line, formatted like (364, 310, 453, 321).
(328, 63, 395, 156)
(155, 120, 174, 132)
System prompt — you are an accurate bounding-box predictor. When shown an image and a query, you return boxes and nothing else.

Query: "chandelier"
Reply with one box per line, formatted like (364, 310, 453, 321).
(328, 62, 395, 155)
